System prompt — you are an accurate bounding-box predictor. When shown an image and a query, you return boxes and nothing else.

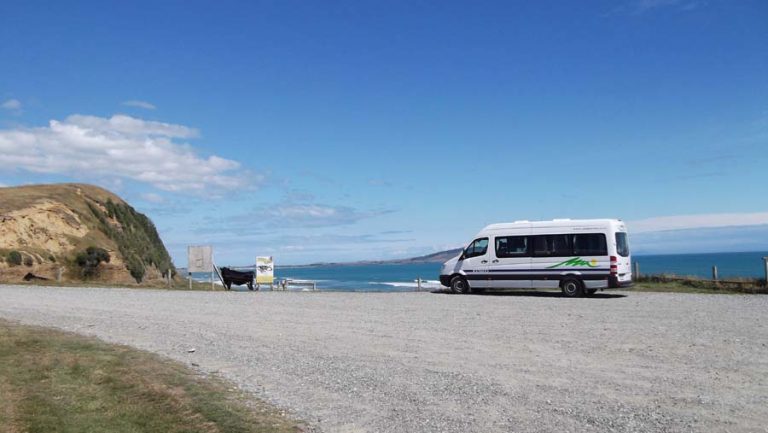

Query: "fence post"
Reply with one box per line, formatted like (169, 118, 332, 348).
(56, 267, 63, 283)
(763, 257, 768, 288)
(417, 277, 422, 291)
(313, 282, 317, 291)
(712, 265, 718, 282)
(633, 262, 639, 279)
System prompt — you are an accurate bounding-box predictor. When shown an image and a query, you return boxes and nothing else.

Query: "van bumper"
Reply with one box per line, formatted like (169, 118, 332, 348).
(439, 275, 451, 287)
(609, 276, 633, 288)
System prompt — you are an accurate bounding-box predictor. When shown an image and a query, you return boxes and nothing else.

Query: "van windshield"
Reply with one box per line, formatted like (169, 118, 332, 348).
(464, 238, 489, 259)
(616, 232, 630, 257)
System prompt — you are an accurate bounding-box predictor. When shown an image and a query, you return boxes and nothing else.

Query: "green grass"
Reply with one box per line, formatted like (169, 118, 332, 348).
(629, 275, 767, 295)
(629, 281, 747, 294)
(0, 320, 304, 433)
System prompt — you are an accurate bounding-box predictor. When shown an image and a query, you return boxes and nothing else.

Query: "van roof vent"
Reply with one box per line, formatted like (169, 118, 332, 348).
(513, 220, 529, 223)
(552, 218, 571, 221)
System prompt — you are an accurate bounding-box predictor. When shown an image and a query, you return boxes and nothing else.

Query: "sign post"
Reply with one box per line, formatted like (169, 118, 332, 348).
(256, 256, 274, 290)
(188, 245, 214, 290)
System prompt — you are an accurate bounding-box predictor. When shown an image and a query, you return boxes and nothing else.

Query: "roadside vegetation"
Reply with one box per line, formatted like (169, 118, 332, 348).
(0, 320, 303, 433)
(4, 278, 225, 291)
(631, 274, 767, 295)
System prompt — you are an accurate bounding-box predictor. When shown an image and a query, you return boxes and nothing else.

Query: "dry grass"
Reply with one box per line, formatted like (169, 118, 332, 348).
(0, 183, 123, 215)
(0, 320, 304, 433)
(631, 274, 767, 294)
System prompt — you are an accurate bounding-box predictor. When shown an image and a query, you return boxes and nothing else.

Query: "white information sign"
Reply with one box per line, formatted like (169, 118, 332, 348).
(188, 245, 213, 273)
(256, 256, 274, 284)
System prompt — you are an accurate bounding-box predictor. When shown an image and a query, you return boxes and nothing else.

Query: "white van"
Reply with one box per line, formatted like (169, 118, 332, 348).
(439, 219, 632, 297)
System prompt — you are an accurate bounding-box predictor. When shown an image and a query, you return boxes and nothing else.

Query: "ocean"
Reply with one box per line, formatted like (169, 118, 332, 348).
(191, 251, 768, 291)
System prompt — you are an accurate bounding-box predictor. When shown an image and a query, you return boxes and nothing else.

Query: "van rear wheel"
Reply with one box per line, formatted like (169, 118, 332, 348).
(561, 278, 584, 297)
(450, 276, 469, 294)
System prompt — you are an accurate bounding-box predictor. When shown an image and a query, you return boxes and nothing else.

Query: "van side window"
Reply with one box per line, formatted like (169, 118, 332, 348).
(495, 236, 529, 258)
(464, 238, 488, 259)
(532, 235, 571, 257)
(572, 234, 607, 256)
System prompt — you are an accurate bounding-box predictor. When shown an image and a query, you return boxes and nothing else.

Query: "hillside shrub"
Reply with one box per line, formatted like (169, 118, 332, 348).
(125, 254, 145, 283)
(75, 247, 110, 277)
(23, 256, 33, 267)
(8, 251, 22, 266)
(88, 199, 175, 283)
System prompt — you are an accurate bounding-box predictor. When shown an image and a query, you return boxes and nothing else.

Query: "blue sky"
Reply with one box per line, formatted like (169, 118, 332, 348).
(1, 0, 767, 265)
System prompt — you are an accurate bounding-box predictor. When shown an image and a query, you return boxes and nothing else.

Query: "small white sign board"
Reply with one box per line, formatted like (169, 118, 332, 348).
(256, 256, 274, 284)
(188, 245, 213, 273)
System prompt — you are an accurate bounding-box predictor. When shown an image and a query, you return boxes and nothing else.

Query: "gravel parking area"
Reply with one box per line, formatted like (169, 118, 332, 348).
(1, 285, 766, 433)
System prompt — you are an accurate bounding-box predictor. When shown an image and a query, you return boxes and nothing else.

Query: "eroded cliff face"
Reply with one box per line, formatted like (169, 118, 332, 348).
(0, 183, 174, 285)
(0, 200, 90, 254)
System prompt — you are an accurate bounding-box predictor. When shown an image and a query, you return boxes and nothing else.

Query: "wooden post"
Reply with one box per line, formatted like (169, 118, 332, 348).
(417, 277, 422, 291)
(763, 257, 768, 288)
(189, 272, 192, 290)
(56, 267, 62, 283)
(632, 262, 639, 279)
(312, 282, 317, 291)
(712, 265, 718, 282)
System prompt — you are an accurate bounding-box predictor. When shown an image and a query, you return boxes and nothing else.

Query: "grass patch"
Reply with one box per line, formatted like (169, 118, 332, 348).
(630, 274, 767, 295)
(630, 281, 746, 294)
(0, 320, 304, 433)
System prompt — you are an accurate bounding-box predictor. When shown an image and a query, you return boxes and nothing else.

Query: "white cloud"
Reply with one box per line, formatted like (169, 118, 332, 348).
(628, 212, 768, 233)
(608, 0, 703, 16)
(631, 226, 768, 255)
(67, 114, 198, 138)
(122, 100, 157, 110)
(0, 114, 248, 193)
(2, 99, 21, 111)
(140, 192, 164, 203)
(252, 203, 393, 228)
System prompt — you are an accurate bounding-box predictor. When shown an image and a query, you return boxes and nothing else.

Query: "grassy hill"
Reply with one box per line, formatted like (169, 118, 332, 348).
(0, 183, 175, 285)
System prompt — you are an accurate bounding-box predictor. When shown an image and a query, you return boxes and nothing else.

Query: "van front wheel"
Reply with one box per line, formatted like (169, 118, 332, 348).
(561, 278, 584, 297)
(450, 276, 469, 294)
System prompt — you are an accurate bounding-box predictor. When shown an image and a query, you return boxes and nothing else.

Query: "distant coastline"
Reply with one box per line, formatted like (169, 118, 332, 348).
(277, 248, 463, 269)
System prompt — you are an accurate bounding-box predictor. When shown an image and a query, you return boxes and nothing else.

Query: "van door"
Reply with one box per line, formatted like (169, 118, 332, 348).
(460, 237, 490, 289)
(530, 234, 573, 289)
(489, 235, 532, 289)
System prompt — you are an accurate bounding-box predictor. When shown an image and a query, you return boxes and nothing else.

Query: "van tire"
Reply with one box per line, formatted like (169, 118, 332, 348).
(450, 276, 469, 294)
(561, 278, 584, 297)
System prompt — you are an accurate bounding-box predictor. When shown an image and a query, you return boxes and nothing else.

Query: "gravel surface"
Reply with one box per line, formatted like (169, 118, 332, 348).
(1, 285, 767, 433)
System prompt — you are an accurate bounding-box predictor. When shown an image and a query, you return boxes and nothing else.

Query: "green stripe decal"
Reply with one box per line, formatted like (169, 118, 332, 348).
(547, 257, 599, 268)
